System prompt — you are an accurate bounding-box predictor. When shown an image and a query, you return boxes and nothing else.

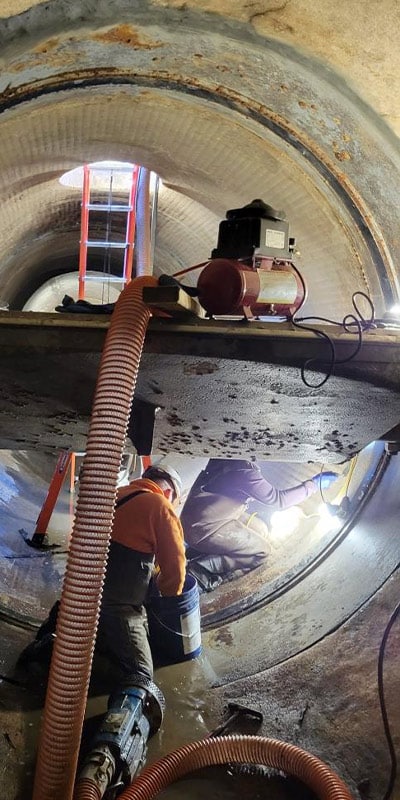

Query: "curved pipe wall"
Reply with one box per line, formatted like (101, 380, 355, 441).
(32, 274, 157, 800)
(114, 735, 353, 800)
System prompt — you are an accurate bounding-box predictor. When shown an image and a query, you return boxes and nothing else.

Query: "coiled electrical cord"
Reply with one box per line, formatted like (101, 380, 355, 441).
(290, 291, 376, 389)
(289, 290, 377, 389)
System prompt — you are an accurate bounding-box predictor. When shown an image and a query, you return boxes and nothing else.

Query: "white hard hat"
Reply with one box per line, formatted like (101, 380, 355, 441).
(142, 464, 182, 500)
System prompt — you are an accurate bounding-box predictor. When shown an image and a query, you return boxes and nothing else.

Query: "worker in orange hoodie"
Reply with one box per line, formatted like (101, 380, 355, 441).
(17, 464, 186, 684)
(96, 463, 186, 682)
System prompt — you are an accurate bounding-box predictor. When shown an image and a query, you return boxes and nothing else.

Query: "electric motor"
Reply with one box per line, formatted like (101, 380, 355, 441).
(197, 257, 303, 317)
(196, 199, 305, 318)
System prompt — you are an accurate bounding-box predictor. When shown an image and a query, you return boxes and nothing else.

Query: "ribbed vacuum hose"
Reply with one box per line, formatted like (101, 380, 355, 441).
(117, 735, 353, 800)
(32, 275, 158, 800)
(136, 167, 152, 275)
(73, 781, 102, 800)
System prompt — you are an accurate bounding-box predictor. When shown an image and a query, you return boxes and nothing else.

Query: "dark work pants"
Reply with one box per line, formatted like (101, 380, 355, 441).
(32, 600, 153, 683)
(96, 605, 153, 681)
(187, 513, 271, 583)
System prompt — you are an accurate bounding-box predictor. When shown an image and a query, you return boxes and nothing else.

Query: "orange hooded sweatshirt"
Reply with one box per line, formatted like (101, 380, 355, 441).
(112, 477, 186, 596)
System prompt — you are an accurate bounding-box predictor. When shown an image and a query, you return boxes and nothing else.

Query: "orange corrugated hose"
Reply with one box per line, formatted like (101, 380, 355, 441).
(32, 274, 158, 800)
(114, 735, 353, 800)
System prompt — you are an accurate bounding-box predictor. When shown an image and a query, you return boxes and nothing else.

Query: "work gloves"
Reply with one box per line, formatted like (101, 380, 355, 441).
(311, 471, 338, 490)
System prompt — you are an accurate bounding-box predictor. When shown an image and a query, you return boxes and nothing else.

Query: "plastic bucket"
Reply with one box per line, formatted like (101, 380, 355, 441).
(146, 574, 202, 666)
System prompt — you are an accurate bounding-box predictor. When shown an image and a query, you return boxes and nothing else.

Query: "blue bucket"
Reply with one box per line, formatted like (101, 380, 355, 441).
(146, 574, 202, 666)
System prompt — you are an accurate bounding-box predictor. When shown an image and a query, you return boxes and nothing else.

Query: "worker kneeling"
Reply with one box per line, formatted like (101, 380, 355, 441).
(96, 463, 186, 682)
(182, 459, 337, 592)
(17, 463, 186, 686)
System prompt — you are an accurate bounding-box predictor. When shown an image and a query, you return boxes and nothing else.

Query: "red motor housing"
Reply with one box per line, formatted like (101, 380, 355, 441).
(197, 257, 305, 318)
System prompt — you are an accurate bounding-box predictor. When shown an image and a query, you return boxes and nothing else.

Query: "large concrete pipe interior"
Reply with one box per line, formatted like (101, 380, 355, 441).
(0, 3, 399, 800)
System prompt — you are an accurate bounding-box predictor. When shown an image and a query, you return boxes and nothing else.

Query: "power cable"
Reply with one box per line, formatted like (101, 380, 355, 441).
(0, 673, 27, 688)
(290, 291, 376, 388)
(378, 593, 400, 800)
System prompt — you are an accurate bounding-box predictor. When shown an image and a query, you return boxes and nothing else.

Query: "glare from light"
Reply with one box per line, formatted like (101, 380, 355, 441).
(270, 506, 304, 539)
(317, 503, 342, 534)
(389, 304, 400, 316)
(149, 171, 162, 194)
(59, 161, 161, 193)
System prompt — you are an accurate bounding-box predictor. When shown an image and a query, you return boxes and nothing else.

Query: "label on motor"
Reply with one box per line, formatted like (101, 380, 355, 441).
(181, 607, 202, 655)
(265, 228, 285, 249)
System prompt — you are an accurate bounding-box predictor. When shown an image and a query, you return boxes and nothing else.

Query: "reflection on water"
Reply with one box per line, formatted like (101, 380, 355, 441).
(1, 591, 314, 800)
(84, 655, 313, 800)
(151, 656, 215, 756)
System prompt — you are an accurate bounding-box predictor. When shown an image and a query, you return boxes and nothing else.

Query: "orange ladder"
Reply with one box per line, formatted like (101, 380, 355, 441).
(78, 163, 140, 300)
(27, 451, 143, 548)
(24, 450, 76, 547)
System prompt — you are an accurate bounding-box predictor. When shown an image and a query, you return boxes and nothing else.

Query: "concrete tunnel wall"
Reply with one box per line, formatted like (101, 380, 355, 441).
(1, 1, 400, 317)
(0, 2, 400, 799)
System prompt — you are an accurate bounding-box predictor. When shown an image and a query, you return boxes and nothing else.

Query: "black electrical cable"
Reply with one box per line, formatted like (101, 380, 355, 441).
(378, 594, 400, 800)
(1, 551, 68, 558)
(317, 464, 327, 504)
(0, 673, 27, 688)
(290, 291, 376, 389)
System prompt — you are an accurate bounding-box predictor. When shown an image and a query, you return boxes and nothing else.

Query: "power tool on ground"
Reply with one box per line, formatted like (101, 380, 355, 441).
(75, 675, 165, 799)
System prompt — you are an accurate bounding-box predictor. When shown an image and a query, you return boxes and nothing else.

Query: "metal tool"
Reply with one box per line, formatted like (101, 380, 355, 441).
(76, 675, 165, 800)
(209, 702, 263, 737)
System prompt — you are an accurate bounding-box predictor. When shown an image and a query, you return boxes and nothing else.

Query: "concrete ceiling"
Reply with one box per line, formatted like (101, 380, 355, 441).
(0, 0, 399, 458)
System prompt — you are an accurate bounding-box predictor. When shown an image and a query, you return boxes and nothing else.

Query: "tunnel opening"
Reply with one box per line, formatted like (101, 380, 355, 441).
(1, 68, 398, 317)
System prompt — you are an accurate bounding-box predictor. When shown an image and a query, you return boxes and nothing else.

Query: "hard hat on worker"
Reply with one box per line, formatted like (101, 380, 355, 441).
(142, 464, 183, 501)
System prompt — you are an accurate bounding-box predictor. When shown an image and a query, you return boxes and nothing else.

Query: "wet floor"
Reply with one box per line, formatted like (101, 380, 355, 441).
(0, 449, 322, 799)
(1, 447, 398, 799)
(1, 626, 315, 800)
(0, 449, 308, 799)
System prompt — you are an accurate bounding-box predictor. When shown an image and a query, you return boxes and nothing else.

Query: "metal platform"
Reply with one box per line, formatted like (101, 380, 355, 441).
(0, 311, 399, 461)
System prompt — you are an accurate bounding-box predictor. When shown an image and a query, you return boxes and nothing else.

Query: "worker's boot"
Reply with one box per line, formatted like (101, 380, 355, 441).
(186, 560, 224, 593)
(16, 632, 55, 672)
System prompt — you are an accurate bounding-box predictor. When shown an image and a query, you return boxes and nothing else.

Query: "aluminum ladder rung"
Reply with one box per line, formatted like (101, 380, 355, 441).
(79, 163, 140, 299)
(82, 275, 126, 283)
(86, 204, 133, 212)
(86, 165, 137, 173)
(85, 240, 128, 249)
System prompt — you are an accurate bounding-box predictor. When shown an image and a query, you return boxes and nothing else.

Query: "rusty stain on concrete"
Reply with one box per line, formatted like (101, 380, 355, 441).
(32, 37, 59, 54)
(334, 149, 351, 162)
(6, 24, 162, 75)
(6, 49, 79, 73)
(92, 24, 163, 50)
